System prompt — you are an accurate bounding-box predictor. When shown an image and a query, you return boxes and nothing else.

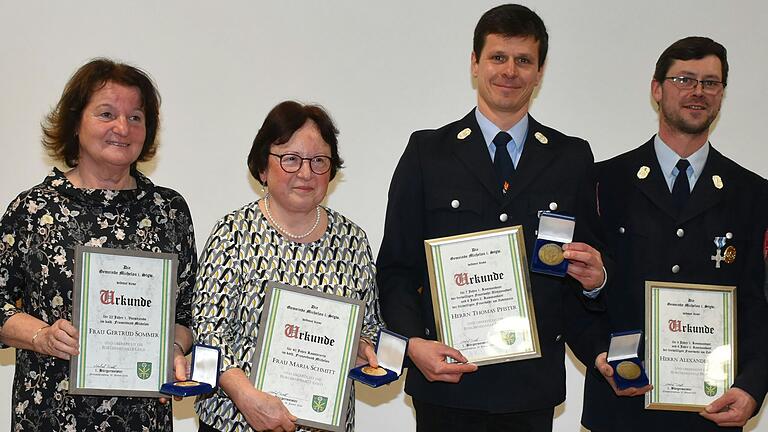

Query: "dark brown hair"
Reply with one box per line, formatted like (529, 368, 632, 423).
(248, 101, 343, 185)
(42, 58, 161, 167)
(654, 36, 728, 85)
(473, 4, 548, 68)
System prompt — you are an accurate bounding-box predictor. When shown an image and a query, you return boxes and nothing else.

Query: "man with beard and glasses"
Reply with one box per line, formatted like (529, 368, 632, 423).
(582, 36, 768, 431)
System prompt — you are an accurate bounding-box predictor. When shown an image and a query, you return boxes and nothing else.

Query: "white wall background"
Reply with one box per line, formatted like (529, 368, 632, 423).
(1, 1, 767, 430)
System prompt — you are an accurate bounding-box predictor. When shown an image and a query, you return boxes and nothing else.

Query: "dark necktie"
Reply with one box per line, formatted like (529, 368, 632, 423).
(493, 131, 515, 191)
(671, 159, 691, 215)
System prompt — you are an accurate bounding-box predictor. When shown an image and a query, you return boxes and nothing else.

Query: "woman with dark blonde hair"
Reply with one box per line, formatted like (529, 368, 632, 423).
(0, 58, 196, 431)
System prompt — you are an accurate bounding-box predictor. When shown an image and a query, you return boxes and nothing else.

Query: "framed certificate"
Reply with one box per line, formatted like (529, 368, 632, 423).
(250, 282, 364, 432)
(645, 281, 736, 411)
(69, 246, 178, 397)
(424, 226, 541, 366)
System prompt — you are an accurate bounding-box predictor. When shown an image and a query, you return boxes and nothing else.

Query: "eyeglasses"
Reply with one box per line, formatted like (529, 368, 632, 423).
(269, 152, 332, 175)
(664, 76, 726, 94)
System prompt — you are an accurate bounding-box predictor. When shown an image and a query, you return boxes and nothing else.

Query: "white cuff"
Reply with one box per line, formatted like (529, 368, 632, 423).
(582, 266, 607, 299)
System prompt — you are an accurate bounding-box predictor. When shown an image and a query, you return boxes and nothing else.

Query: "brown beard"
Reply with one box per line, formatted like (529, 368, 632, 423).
(660, 100, 720, 135)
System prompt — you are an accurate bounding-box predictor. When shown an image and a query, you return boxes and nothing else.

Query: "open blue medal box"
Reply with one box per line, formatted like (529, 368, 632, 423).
(160, 344, 221, 397)
(349, 329, 408, 388)
(531, 211, 575, 277)
(608, 330, 649, 389)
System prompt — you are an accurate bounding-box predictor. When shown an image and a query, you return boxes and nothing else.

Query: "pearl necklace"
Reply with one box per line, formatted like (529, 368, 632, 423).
(263, 194, 320, 240)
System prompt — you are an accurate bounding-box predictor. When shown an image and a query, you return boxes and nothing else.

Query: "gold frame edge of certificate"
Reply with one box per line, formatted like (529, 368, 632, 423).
(69, 245, 178, 398)
(644, 280, 737, 412)
(249, 281, 364, 432)
(424, 226, 541, 366)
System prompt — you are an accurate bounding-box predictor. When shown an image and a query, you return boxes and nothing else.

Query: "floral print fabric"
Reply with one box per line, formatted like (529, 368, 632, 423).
(0, 168, 197, 431)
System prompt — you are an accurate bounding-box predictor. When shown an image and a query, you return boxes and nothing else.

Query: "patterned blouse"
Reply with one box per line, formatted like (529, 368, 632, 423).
(0, 168, 197, 431)
(192, 199, 384, 432)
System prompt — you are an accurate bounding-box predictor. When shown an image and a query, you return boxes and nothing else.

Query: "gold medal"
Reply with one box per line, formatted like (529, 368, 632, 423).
(362, 366, 387, 377)
(457, 128, 472, 140)
(175, 380, 200, 387)
(616, 361, 641, 380)
(637, 166, 650, 179)
(723, 245, 736, 264)
(538, 243, 564, 266)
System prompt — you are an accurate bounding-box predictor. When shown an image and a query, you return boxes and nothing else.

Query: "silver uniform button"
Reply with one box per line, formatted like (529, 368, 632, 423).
(499, 213, 508, 222)
(451, 199, 460, 209)
(619, 227, 626, 234)
(425, 328, 430, 336)
(672, 264, 680, 274)
(726, 232, 733, 240)
(555, 334, 562, 342)
(549, 202, 558, 211)
(676, 228, 684, 238)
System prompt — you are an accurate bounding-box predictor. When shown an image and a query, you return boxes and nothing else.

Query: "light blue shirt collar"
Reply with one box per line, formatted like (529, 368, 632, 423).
(474, 108, 528, 167)
(653, 134, 710, 192)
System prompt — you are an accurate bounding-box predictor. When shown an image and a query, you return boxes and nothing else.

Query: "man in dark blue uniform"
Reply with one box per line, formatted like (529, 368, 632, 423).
(582, 36, 768, 431)
(378, 4, 610, 431)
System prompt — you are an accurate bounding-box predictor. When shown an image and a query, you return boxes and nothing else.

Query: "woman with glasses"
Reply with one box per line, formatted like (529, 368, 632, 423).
(192, 101, 384, 432)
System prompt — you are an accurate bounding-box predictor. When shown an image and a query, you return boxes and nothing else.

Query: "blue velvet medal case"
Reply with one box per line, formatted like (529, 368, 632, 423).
(349, 329, 408, 388)
(160, 344, 221, 397)
(531, 211, 575, 277)
(608, 330, 649, 389)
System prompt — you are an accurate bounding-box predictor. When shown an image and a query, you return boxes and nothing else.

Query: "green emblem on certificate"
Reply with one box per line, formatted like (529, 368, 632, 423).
(500, 330, 516, 345)
(312, 395, 328, 413)
(537, 243, 564, 266)
(424, 227, 541, 366)
(250, 282, 364, 431)
(645, 281, 735, 412)
(69, 246, 177, 398)
(137, 362, 153, 380)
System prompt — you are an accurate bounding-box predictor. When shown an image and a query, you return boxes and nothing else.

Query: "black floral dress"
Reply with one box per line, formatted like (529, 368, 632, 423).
(0, 168, 197, 431)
